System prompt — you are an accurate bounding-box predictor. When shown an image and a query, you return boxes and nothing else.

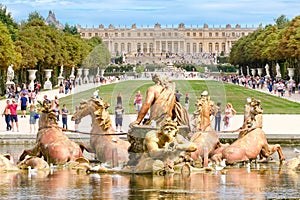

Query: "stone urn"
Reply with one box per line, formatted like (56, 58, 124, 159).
(57, 75, 64, 86)
(44, 69, 53, 89)
(257, 68, 263, 77)
(28, 69, 38, 91)
(287, 68, 295, 80)
(251, 68, 256, 76)
(69, 67, 75, 81)
(77, 68, 83, 85)
(83, 68, 89, 84)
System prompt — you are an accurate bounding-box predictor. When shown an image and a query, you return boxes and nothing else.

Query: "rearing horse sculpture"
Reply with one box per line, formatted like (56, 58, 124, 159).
(71, 97, 130, 166)
(19, 101, 84, 165)
(190, 93, 224, 165)
(212, 98, 285, 164)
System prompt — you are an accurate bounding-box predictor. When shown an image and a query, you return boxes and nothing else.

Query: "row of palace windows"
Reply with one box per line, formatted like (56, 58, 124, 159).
(82, 31, 246, 38)
(111, 42, 227, 53)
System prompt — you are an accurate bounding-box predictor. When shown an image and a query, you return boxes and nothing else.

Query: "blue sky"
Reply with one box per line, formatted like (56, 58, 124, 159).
(3, 0, 300, 28)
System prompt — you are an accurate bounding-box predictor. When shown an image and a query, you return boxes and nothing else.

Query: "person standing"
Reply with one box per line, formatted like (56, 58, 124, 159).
(115, 103, 124, 132)
(19, 92, 28, 118)
(134, 90, 143, 114)
(117, 92, 122, 106)
(214, 102, 222, 131)
(223, 103, 236, 130)
(175, 90, 182, 102)
(59, 82, 64, 93)
(185, 93, 190, 111)
(9, 99, 19, 132)
(61, 104, 69, 129)
(27, 90, 32, 104)
(74, 106, 80, 132)
(2, 99, 12, 131)
(52, 95, 60, 121)
(29, 104, 38, 134)
(43, 95, 51, 104)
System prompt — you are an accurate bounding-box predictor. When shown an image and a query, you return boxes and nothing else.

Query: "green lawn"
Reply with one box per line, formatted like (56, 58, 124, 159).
(59, 80, 300, 114)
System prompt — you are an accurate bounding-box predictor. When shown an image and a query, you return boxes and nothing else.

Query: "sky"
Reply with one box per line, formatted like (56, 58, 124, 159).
(2, 0, 300, 28)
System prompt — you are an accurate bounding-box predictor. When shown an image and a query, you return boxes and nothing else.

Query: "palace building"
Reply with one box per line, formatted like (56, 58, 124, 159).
(78, 23, 258, 57)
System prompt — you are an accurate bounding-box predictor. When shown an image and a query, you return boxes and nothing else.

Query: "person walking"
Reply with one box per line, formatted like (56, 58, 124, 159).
(19, 92, 28, 118)
(175, 90, 182, 102)
(52, 95, 60, 121)
(43, 95, 51, 104)
(115, 103, 124, 132)
(29, 104, 38, 134)
(74, 106, 80, 132)
(185, 93, 190, 111)
(2, 99, 12, 131)
(117, 92, 122, 106)
(214, 102, 222, 131)
(134, 90, 143, 114)
(9, 99, 19, 132)
(61, 104, 69, 129)
(223, 103, 236, 130)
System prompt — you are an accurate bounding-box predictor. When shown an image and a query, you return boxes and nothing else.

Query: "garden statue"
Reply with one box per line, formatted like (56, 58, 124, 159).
(7, 64, 14, 83)
(276, 63, 281, 78)
(58, 65, 64, 86)
(129, 74, 189, 128)
(132, 118, 197, 174)
(246, 66, 250, 76)
(265, 64, 270, 78)
(128, 74, 190, 166)
(96, 67, 100, 77)
(60, 65, 64, 77)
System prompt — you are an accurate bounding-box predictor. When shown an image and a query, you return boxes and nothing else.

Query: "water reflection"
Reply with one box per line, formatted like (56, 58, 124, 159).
(0, 145, 300, 199)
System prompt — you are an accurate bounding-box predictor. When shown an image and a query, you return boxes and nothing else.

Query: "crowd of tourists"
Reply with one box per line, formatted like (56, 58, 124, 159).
(219, 74, 300, 97)
(2, 80, 73, 134)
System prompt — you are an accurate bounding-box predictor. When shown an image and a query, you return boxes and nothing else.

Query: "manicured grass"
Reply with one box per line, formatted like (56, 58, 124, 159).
(59, 80, 300, 114)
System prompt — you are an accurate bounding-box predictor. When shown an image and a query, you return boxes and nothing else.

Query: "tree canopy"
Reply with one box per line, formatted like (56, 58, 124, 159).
(229, 15, 300, 80)
(0, 8, 111, 90)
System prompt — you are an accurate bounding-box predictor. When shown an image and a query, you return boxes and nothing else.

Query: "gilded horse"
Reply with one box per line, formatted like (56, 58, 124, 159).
(212, 98, 285, 164)
(190, 93, 224, 164)
(19, 101, 84, 165)
(71, 97, 130, 166)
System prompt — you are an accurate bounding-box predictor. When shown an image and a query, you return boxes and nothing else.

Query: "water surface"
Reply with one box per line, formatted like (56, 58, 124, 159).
(0, 145, 299, 199)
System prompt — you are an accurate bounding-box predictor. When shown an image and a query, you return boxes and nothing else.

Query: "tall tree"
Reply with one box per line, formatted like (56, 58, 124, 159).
(279, 16, 300, 69)
(274, 15, 290, 29)
(63, 23, 78, 35)
(0, 4, 19, 41)
(82, 40, 111, 70)
(0, 21, 17, 68)
(27, 11, 45, 22)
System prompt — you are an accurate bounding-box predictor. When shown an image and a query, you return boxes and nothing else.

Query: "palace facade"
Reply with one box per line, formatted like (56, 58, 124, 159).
(78, 23, 258, 57)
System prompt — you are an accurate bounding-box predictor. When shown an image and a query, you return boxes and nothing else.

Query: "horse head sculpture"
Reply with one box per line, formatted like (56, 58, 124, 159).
(71, 97, 130, 166)
(71, 97, 112, 132)
(38, 100, 58, 129)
